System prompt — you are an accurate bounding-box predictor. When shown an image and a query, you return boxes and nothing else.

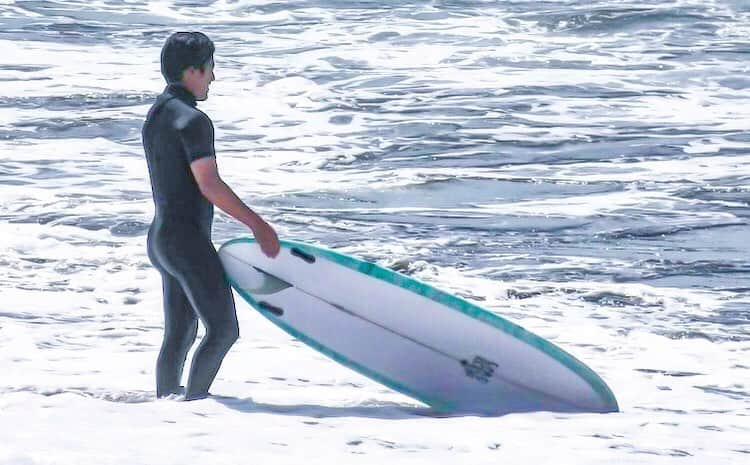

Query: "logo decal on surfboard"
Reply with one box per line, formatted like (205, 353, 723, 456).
(461, 356, 499, 383)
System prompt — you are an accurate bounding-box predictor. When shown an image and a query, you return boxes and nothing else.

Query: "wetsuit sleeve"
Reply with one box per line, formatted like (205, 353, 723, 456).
(178, 112, 216, 163)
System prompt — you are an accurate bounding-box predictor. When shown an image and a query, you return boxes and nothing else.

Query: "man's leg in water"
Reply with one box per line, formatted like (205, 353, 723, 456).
(176, 241, 239, 401)
(156, 273, 198, 398)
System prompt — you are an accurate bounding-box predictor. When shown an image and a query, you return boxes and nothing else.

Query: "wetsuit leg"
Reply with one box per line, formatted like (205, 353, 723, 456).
(178, 247, 239, 400)
(155, 273, 199, 397)
(148, 225, 199, 397)
(148, 224, 239, 400)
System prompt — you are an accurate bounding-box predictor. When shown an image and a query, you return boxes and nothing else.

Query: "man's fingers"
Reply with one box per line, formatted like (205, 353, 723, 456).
(261, 242, 280, 258)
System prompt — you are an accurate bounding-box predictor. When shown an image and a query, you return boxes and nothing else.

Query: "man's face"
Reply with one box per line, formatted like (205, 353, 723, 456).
(182, 59, 215, 101)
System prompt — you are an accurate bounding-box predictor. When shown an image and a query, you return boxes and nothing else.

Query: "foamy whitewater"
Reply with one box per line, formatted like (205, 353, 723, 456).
(1, 1, 748, 463)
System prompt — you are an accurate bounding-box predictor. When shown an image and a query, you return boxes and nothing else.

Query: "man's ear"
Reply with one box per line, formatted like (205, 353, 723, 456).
(181, 66, 198, 82)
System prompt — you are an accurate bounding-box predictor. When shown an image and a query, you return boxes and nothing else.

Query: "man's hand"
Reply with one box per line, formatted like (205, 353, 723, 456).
(251, 218, 281, 258)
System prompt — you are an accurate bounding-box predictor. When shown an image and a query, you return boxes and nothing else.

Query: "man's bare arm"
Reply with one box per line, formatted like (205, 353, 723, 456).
(191, 156, 280, 257)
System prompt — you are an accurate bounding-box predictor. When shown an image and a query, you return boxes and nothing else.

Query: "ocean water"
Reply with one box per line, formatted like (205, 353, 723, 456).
(1, 1, 749, 463)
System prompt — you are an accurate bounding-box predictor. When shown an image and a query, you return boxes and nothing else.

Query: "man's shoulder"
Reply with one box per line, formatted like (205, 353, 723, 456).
(170, 102, 211, 131)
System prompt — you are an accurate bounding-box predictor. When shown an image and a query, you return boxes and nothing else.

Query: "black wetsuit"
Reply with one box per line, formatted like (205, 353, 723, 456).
(142, 83, 238, 400)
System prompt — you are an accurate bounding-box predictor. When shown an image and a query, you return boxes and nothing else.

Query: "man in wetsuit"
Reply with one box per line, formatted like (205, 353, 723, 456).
(142, 32, 280, 401)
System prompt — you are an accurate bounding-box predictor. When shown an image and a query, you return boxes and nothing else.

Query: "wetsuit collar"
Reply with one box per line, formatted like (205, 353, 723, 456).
(165, 82, 197, 107)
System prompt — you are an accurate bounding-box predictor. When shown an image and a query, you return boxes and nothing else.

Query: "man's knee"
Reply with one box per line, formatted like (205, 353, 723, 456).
(224, 323, 239, 346)
(210, 320, 239, 348)
(164, 318, 198, 345)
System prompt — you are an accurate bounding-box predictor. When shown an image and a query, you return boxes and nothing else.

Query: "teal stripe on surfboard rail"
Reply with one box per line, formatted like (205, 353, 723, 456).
(220, 237, 619, 413)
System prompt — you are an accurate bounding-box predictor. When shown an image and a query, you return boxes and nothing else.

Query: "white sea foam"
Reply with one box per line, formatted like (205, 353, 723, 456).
(1, 0, 748, 463)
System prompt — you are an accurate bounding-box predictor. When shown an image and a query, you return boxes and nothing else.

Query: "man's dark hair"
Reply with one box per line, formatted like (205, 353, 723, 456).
(160, 32, 215, 83)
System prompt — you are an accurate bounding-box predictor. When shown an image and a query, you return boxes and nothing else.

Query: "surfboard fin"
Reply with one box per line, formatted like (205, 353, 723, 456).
(257, 301, 284, 316)
(233, 266, 292, 295)
(291, 247, 316, 263)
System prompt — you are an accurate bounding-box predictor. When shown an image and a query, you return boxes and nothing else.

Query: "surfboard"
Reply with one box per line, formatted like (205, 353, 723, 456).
(218, 238, 618, 415)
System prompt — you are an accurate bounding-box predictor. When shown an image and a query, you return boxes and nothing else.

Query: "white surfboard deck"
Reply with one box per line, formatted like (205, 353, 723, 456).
(218, 238, 618, 415)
